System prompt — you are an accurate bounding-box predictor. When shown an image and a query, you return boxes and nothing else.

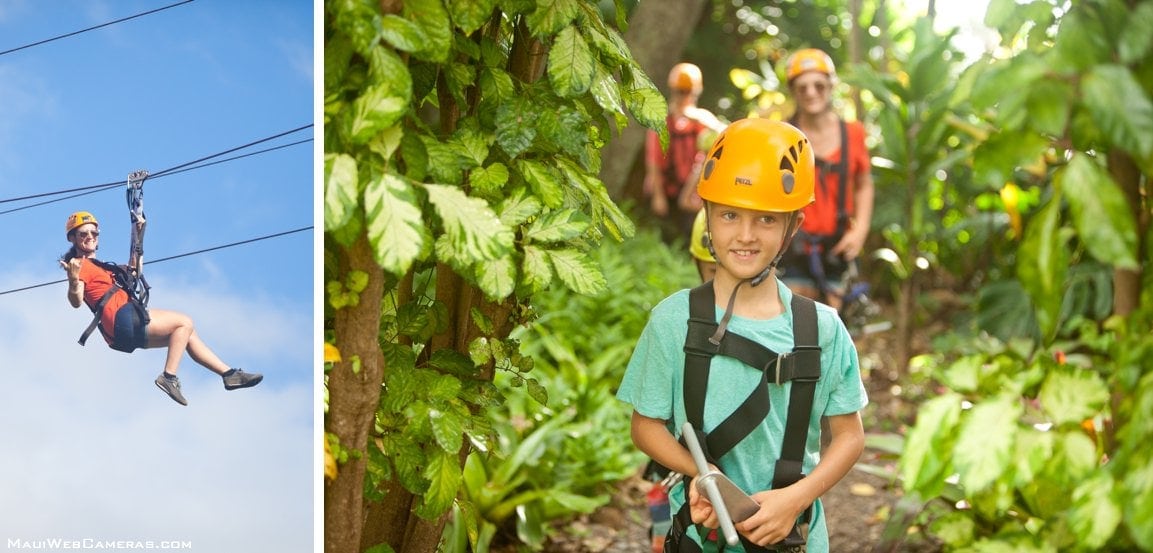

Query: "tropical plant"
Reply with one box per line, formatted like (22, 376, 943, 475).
(442, 226, 697, 551)
(322, 1, 667, 552)
(897, 0, 1153, 550)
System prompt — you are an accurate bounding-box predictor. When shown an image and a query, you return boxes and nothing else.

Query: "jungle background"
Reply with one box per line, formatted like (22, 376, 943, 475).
(323, 0, 1153, 552)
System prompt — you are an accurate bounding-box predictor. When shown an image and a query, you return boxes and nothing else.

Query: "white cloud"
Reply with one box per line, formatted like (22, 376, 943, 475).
(0, 268, 313, 552)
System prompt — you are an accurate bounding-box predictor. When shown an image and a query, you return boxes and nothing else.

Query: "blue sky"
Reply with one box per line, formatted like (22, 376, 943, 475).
(0, 1, 314, 551)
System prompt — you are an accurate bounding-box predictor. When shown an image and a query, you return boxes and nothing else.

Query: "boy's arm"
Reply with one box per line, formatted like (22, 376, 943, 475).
(632, 410, 724, 529)
(631, 410, 697, 477)
(736, 411, 865, 546)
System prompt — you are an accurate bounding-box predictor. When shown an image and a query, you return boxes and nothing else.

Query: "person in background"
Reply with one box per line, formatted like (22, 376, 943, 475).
(777, 49, 875, 312)
(644, 62, 727, 245)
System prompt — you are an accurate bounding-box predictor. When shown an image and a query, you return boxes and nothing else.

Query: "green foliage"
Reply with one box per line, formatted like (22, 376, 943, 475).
(901, 306, 1153, 551)
(324, 0, 669, 548)
(443, 226, 698, 551)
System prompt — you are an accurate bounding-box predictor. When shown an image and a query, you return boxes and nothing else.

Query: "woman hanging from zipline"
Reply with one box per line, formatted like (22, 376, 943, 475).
(60, 210, 262, 406)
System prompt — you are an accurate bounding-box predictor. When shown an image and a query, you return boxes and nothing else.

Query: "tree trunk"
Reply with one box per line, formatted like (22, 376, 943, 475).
(1108, 150, 1144, 317)
(325, 236, 388, 553)
(598, 0, 710, 197)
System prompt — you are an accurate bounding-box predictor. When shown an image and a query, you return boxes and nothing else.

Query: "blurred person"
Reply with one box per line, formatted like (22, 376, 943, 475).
(644, 62, 726, 244)
(777, 49, 875, 312)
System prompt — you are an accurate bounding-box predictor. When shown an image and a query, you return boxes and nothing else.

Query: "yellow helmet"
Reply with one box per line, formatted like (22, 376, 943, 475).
(696, 118, 815, 213)
(65, 211, 98, 239)
(689, 209, 715, 262)
(785, 48, 836, 83)
(668, 62, 703, 94)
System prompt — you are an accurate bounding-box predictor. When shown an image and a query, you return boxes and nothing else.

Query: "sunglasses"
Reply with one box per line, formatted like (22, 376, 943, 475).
(76, 230, 100, 239)
(792, 82, 830, 94)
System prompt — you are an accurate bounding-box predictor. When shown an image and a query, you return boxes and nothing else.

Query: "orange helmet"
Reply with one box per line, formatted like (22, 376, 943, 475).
(65, 211, 99, 239)
(668, 62, 703, 94)
(696, 119, 815, 213)
(785, 48, 836, 83)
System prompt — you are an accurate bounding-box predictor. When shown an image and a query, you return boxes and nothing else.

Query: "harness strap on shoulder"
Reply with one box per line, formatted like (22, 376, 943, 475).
(774, 294, 820, 492)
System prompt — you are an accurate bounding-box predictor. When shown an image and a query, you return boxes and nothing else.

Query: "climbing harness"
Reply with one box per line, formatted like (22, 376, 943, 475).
(665, 282, 821, 553)
(77, 170, 152, 352)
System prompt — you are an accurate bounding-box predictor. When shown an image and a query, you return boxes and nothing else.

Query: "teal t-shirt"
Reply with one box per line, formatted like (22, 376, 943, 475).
(617, 281, 868, 552)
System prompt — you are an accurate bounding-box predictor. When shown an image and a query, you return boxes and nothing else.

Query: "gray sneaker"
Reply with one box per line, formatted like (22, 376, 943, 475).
(155, 373, 188, 406)
(222, 368, 263, 390)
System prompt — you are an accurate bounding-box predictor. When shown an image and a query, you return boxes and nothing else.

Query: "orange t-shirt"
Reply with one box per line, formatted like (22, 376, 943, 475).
(800, 120, 870, 237)
(78, 258, 129, 345)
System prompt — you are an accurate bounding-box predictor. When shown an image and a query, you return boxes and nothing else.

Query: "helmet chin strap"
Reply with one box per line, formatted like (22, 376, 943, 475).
(709, 212, 802, 345)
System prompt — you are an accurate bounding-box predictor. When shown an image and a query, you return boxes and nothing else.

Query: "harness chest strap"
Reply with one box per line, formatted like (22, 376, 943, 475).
(671, 282, 821, 551)
(76, 259, 151, 347)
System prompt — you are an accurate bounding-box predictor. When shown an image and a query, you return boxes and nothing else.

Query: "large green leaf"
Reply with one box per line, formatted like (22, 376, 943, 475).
(405, 0, 451, 63)
(1119, 1, 1153, 64)
(622, 66, 667, 132)
(495, 97, 538, 159)
(1049, 8, 1111, 74)
(423, 183, 514, 262)
(347, 81, 410, 145)
(1017, 196, 1068, 341)
(475, 254, 517, 300)
(517, 159, 565, 208)
(1068, 472, 1122, 550)
(977, 281, 1042, 341)
(1124, 459, 1153, 550)
(379, 14, 427, 53)
(525, 0, 578, 37)
(899, 392, 962, 496)
(953, 396, 1020, 493)
(1081, 65, 1153, 161)
(546, 249, 606, 295)
(1025, 79, 1072, 137)
(470, 162, 510, 199)
(521, 245, 554, 292)
(525, 208, 589, 243)
(429, 403, 467, 452)
(1039, 368, 1108, 427)
(365, 174, 428, 275)
(497, 186, 543, 227)
(547, 26, 595, 98)
(415, 449, 462, 518)
(448, 0, 496, 34)
(329, 0, 380, 54)
(324, 153, 358, 232)
(1058, 153, 1139, 270)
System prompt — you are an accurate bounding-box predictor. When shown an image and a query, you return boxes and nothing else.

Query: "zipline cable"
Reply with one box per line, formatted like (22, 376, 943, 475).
(0, 125, 313, 205)
(0, 225, 313, 297)
(0, 0, 196, 57)
(0, 137, 313, 216)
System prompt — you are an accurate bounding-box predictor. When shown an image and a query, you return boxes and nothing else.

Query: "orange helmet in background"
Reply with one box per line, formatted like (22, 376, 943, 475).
(668, 62, 703, 94)
(697, 118, 815, 213)
(785, 48, 836, 83)
(65, 211, 99, 239)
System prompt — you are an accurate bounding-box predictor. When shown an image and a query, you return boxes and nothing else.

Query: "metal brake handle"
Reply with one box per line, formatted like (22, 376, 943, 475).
(682, 423, 741, 546)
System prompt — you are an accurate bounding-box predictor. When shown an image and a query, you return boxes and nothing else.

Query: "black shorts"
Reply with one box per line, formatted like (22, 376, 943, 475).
(110, 302, 149, 353)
